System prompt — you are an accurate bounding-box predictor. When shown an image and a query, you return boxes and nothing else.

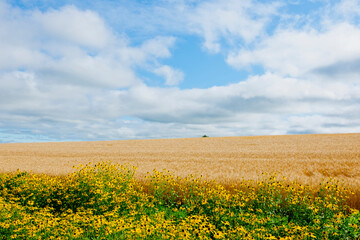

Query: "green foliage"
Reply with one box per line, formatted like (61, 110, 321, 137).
(0, 162, 359, 239)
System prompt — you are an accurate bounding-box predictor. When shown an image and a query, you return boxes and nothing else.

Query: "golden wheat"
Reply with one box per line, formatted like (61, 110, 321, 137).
(1, 133, 360, 208)
(0, 133, 359, 186)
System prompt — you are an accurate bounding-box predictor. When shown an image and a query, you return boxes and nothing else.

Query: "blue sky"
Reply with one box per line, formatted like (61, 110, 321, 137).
(1, 0, 360, 142)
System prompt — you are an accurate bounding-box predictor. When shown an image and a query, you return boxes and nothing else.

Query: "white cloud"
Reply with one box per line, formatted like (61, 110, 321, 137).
(233, 72, 360, 100)
(37, 49, 140, 88)
(189, 0, 280, 53)
(33, 5, 113, 48)
(329, 0, 360, 24)
(154, 65, 184, 85)
(2, 67, 360, 142)
(50, 0, 279, 55)
(227, 23, 360, 77)
(115, 70, 359, 126)
(0, 3, 179, 89)
(106, 0, 280, 53)
(0, 2, 188, 142)
(141, 36, 176, 58)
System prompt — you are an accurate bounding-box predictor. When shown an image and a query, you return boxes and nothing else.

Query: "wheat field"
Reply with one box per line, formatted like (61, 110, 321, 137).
(1, 133, 360, 208)
(0, 133, 358, 183)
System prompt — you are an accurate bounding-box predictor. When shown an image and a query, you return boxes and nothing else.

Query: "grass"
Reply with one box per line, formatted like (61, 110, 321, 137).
(0, 161, 359, 239)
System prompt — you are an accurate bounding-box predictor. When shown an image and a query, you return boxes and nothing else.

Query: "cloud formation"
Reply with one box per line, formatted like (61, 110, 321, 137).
(227, 23, 360, 77)
(153, 66, 184, 85)
(1, 0, 360, 142)
(190, 0, 280, 53)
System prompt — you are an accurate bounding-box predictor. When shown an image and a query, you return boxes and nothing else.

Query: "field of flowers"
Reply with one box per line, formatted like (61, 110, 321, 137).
(0, 161, 359, 239)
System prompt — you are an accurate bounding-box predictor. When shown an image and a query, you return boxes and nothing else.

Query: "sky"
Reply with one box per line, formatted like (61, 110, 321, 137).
(1, 0, 360, 143)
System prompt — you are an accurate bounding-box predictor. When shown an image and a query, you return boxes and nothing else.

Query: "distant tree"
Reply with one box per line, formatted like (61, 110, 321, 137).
(202, 135, 209, 138)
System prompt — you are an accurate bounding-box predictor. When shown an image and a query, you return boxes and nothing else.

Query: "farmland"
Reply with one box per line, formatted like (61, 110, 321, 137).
(0, 133, 359, 185)
(0, 133, 360, 239)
